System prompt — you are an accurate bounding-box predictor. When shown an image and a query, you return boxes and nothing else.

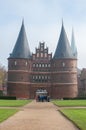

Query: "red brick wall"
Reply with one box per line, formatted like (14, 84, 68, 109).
(7, 83, 30, 99)
(7, 57, 78, 99)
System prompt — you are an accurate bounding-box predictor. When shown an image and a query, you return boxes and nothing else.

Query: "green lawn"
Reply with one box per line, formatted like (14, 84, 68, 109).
(60, 109, 86, 130)
(0, 100, 32, 107)
(0, 109, 18, 122)
(52, 100, 86, 107)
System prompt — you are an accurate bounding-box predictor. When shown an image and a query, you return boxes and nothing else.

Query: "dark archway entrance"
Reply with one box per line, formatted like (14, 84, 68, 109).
(35, 89, 49, 102)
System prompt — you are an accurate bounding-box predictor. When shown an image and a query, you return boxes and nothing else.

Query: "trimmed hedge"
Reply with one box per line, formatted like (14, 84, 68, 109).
(63, 97, 86, 100)
(0, 96, 16, 100)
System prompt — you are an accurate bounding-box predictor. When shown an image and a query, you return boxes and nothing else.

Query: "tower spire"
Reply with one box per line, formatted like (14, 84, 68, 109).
(9, 21, 31, 59)
(71, 28, 77, 58)
(54, 22, 74, 59)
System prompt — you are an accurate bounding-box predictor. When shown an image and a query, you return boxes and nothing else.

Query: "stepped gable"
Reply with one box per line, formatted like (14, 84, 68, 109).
(9, 20, 31, 59)
(71, 29, 77, 58)
(54, 22, 74, 59)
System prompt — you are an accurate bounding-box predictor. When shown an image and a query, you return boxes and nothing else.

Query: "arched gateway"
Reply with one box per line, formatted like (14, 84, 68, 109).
(36, 89, 48, 96)
(36, 89, 49, 102)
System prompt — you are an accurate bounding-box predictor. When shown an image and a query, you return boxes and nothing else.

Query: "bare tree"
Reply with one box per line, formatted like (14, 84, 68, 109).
(0, 64, 7, 95)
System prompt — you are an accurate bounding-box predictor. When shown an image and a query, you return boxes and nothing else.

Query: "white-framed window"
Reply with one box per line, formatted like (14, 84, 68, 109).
(26, 61, 28, 66)
(14, 61, 17, 66)
(62, 62, 65, 67)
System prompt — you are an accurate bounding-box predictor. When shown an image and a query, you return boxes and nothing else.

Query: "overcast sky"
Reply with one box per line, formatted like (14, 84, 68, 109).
(0, 0, 86, 69)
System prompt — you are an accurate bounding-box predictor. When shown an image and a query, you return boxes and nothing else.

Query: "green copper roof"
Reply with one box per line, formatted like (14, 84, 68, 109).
(71, 29, 77, 58)
(54, 23, 74, 59)
(9, 20, 31, 59)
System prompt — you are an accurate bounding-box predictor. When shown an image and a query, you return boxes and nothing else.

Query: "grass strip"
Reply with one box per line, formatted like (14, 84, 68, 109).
(0, 109, 18, 122)
(52, 100, 86, 107)
(60, 108, 86, 130)
(0, 100, 32, 107)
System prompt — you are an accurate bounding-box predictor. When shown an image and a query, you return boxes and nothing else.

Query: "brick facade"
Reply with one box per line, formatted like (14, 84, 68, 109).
(7, 42, 78, 99)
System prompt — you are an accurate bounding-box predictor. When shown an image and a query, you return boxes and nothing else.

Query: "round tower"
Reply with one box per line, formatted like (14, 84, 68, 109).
(7, 21, 31, 99)
(52, 23, 78, 99)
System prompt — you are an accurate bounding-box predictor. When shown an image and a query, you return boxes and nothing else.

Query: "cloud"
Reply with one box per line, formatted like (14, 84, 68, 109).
(0, 0, 86, 69)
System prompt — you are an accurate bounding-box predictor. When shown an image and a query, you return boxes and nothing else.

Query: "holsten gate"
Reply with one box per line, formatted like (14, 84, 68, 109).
(7, 21, 78, 99)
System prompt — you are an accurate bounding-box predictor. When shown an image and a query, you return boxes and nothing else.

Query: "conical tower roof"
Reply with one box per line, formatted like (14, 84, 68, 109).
(71, 29, 77, 58)
(54, 22, 74, 59)
(9, 20, 31, 59)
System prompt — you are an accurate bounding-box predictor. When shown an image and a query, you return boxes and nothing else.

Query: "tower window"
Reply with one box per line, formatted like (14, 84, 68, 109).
(62, 62, 65, 67)
(14, 61, 17, 66)
(26, 61, 28, 66)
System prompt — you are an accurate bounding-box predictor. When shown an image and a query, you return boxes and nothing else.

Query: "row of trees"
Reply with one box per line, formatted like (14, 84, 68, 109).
(0, 64, 7, 95)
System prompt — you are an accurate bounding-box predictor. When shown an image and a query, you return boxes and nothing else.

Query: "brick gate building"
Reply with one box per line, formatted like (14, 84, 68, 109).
(7, 21, 78, 99)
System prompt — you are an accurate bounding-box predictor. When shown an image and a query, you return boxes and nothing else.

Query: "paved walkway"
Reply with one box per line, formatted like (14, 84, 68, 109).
(0, 100, 79, 130)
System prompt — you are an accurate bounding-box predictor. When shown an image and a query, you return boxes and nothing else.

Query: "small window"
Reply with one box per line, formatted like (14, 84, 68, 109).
(33, 76, 35, 79)
(45, 76, 47, 79)
(33, 55, 35, 60)
(33, 64, 35, 67)
(35, 76, 38, 79)
(41, 53, 43, 57)
(39, 75, 41, 79)
(45, 64, 47, 67)
(48, 64, 51, 67)
(48, 55, 51, 60)
(45, 53, 47, 58)
(42, 64, 44, 67)
(48, 76, 50, 79)
(36, 64, 38, 67)
(37, 53, 39, 57)
(62, 62, 65, 67)
(14, 61, 17, 66)
(26, 61, 27, 66)
(42, 76, 44, 79)
(39, 64, 41, 67)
